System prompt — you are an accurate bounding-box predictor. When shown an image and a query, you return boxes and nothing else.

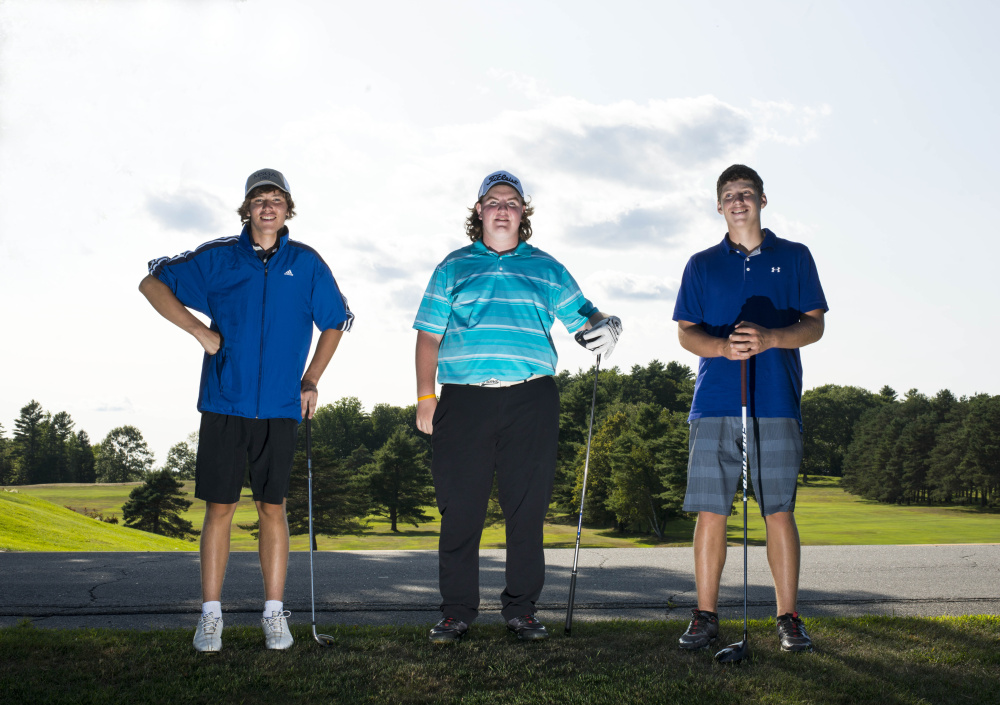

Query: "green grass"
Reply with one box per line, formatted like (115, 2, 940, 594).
(5, 477, 998, 552)
(0, 491, 195, 552)
(1, 616, 997, 704)
(744, 475, 1000, 547)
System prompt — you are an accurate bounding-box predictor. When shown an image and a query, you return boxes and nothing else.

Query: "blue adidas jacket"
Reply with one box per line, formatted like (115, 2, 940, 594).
(149, 226, 354, 421)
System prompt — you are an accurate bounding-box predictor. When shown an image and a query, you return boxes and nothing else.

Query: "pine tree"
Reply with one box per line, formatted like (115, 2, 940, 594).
(927, 395, 969, 503)
(603, 404, 689, 538)
(12, 400, 47, 484)
(801, 384, 882, 478)
(960, 394, 1000, 507)
(121, 469, 198, 538)
(576, 407, 628, 527)
(363, 429, 435, 532)
(287, 443, 371, 544)
(73, 431, 96, 483)
(42, 411, 76, 483)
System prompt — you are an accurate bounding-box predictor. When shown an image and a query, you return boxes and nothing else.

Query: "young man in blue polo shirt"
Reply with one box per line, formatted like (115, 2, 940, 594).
(413, 170, 622, 644)
(672, 164, 827, 652)
(139, 169, 353, 652)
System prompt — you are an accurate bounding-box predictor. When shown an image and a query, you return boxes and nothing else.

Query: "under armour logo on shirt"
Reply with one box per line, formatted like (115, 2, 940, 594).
(771, 267, 781, 273)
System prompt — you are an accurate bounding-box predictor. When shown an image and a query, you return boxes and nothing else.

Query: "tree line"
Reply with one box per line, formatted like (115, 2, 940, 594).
(0, 399, 192, 486)
(830, 388, 999, 507)
(3, 365, 997, 542)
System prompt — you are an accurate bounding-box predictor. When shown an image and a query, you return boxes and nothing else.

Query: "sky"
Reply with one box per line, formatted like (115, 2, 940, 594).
(1, 0, 997, 464)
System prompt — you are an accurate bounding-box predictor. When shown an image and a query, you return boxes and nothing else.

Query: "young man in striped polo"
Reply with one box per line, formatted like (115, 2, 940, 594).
(413, 170, 622, 643)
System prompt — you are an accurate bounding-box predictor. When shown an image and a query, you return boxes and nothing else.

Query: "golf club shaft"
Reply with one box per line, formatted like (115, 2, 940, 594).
(307, 417, 316, 627)
(741, 359, 748, 641)
(565, 354, 601, 635)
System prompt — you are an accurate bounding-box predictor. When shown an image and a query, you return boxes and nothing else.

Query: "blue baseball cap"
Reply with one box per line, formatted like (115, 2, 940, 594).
(477, 170, 524, 200)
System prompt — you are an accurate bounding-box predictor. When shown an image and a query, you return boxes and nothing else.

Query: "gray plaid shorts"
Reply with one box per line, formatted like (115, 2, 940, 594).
(682, 416, 802, 517)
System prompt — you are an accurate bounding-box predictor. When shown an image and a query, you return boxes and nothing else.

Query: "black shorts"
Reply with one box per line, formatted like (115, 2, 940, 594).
(195, 411, 298, 505)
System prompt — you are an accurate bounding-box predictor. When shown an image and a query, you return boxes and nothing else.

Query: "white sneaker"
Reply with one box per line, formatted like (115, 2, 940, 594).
(193, 612, 223, 652)
(262, 610, 294, 650)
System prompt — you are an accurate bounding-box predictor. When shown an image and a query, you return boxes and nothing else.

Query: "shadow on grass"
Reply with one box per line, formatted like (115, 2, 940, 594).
(545, 512, 698, 546)
(1, 616, 997, 705)
(376, 530, 440, 538)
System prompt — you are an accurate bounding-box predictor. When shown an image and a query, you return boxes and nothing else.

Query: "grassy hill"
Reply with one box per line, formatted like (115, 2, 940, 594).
(0, 491, 195, 552)
(4, 476, 998, 552)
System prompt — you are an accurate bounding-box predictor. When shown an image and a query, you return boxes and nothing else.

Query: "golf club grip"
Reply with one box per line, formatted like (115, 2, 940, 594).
(740, 359, 746, 407)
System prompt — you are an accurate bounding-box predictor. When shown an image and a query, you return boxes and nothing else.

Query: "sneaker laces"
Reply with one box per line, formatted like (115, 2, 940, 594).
(263, 610, 290, 633)
(687, 609, 715, 635)
(438, 617, 460, 629)
(779, 612, 806, 637)
(198, 613, 220, 634)
(517, 614, 541, 627)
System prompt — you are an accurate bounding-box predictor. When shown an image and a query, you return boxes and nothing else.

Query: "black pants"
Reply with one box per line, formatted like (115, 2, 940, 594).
(431, 376, 560, 623)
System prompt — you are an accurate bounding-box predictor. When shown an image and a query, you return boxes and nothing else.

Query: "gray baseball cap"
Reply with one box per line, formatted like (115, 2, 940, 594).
(478, 170, 524, 200)
(245, 168, 291, 196)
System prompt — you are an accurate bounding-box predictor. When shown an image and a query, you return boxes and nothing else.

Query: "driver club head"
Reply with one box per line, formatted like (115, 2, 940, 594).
(312, 627, 335, 647)
(714, 638, 749, 664)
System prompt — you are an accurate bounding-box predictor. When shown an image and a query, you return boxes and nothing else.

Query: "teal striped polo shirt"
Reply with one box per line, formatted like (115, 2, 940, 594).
(413, 240, 598, 384)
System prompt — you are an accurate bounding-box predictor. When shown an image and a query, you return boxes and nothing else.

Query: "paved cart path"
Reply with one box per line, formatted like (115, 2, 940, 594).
(2, 545, 997, 630)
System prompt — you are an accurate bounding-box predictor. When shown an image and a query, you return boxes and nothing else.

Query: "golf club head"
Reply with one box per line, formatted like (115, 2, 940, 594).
(312, 626, 335, 647)
(714, 638, 749, 664)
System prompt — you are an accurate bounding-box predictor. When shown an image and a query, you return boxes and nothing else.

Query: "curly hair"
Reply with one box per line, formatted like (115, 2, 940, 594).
(237, 185, 297, 225)
(464, 196, 535, 243)
(716, 164, 764, 202)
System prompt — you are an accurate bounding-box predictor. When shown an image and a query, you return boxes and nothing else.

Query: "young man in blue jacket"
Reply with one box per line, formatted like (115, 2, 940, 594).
(672, 164, 826, 653)
(139, 169, 354, 651)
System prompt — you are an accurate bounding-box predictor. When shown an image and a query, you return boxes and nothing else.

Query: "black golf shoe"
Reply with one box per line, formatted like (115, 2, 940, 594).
(776, 612, 813, 652)
(428, 616, 468, 644)
(506, 614, 550, 641)
(678, 609, 719, 650)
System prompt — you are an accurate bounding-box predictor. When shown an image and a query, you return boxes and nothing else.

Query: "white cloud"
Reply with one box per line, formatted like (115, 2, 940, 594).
(585, 271, 678, 302)
(566, 204, 688, 249)
(751, 100, 834, 147)
(146, 189, 228, 234)
(91, 398, 135, 414)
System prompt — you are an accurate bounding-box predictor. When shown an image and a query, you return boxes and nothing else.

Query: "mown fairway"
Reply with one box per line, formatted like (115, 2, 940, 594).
(1, 616, 997, 705)
(4, 476, 998, 552)
(0, 491, 194, 552)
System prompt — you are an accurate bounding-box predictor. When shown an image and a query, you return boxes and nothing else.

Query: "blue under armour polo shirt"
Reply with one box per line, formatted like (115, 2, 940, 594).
(672, 229, 828, 424)
(413, 240, 597, 383)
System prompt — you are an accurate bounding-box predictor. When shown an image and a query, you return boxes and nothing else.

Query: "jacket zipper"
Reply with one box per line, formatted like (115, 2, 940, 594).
(256, 266, 268, 418)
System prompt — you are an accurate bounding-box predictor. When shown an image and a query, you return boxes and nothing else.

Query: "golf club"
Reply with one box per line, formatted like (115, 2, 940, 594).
(565, 352, 601, 636)
(715, 358, 750, 664)
(306, 417, 335, 647)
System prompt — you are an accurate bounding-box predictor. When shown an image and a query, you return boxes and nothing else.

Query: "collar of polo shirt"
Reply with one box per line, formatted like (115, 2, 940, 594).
(472, 240, 533, 257)
(722, 228, 776, 256)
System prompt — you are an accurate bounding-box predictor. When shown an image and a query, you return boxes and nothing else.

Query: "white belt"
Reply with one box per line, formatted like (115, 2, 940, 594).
(459, 374, 546, 388)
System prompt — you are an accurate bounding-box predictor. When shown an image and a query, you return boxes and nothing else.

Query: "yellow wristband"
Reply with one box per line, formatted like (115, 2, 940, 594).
(417, 394, 437, 402)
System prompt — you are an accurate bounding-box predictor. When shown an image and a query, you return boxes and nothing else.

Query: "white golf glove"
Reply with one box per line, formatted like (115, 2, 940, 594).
(575, 316, 622, 360)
